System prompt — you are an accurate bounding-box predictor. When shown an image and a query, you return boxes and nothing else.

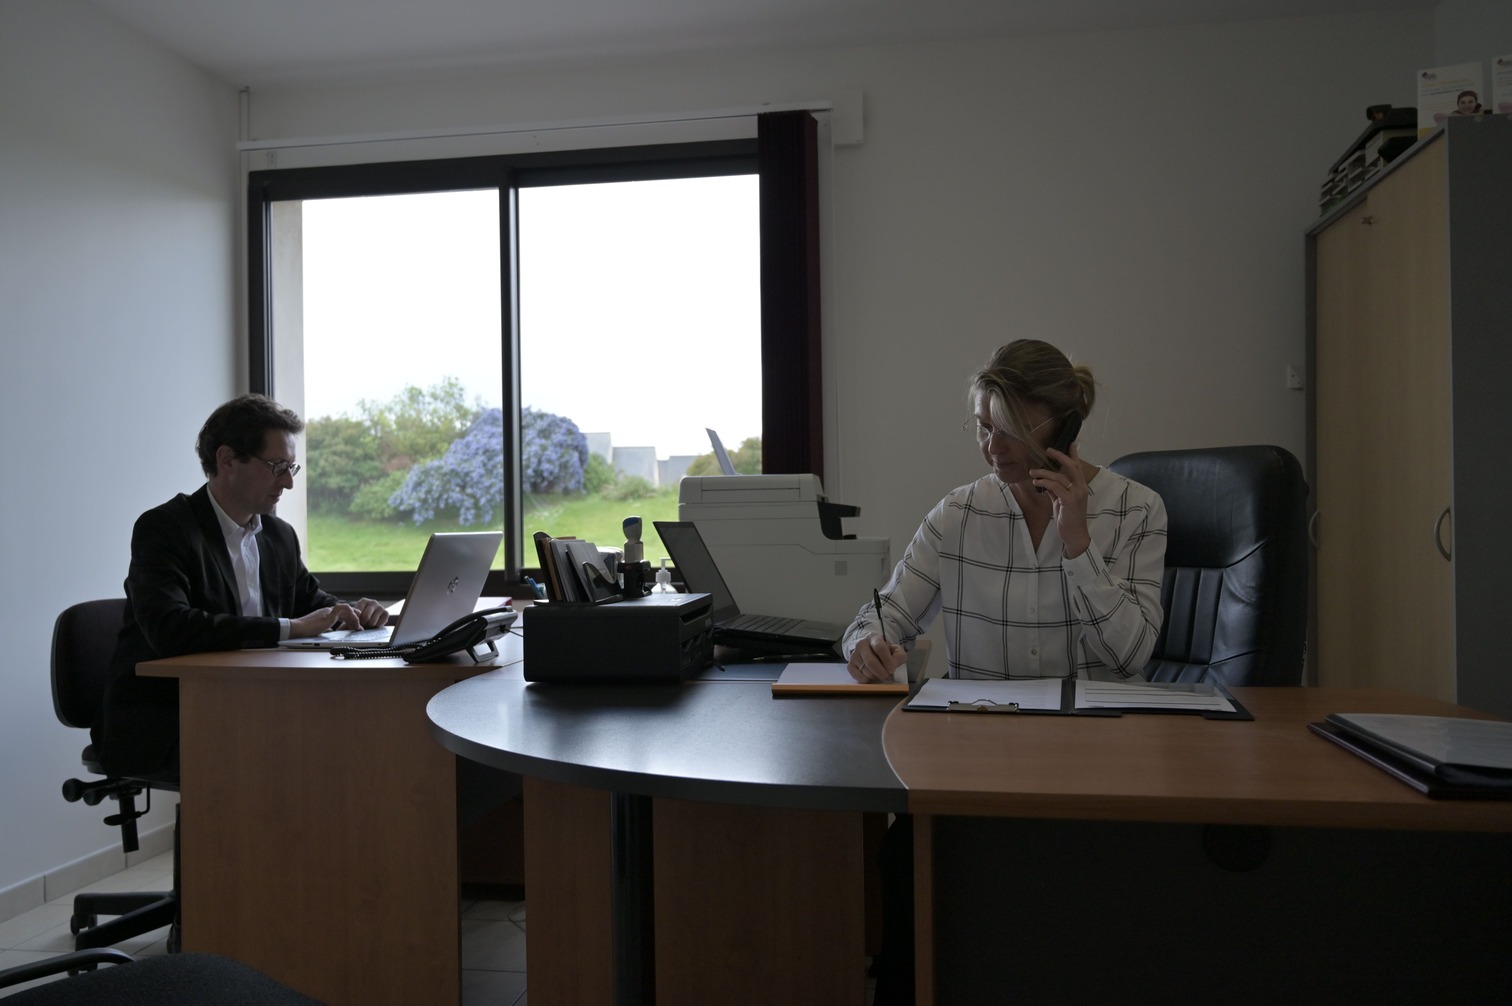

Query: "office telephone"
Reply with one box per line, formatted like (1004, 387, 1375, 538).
(330, 606, 518, 663)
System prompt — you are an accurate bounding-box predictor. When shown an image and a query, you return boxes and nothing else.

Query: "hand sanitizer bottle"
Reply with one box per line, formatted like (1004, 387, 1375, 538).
(651, 557, 677, 594)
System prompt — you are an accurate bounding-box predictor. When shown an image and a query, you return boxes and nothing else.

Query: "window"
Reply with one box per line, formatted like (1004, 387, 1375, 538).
(248, 137, 806, 596)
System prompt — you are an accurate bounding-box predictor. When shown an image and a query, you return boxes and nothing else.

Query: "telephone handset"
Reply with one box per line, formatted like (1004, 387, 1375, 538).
(1036, 412, 1084, 492)
(1045, 412, 1083, 470)
(330, 606, 519, 663)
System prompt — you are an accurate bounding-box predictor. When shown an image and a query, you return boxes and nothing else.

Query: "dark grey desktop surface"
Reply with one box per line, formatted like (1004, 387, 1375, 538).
(426, 668, 907, 814)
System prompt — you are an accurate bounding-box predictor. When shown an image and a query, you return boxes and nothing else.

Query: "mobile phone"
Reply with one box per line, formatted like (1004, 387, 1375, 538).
(1045, 413, 1083, 471)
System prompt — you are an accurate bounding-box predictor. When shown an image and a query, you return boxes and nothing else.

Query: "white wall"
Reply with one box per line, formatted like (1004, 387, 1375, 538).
(0, 0, 239, 903)
(1435, 0, 1512, 65)
(246, 9, 1434, 580)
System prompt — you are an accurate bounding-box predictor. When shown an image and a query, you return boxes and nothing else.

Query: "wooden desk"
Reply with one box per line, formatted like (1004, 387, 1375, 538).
(426, 668, 1512, 1004)
(139, 647, 505, 1006)
(883, 687, 1512, 1004)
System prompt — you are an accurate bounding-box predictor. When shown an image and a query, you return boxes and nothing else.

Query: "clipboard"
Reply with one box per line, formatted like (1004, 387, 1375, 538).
(902, 677, 1252, 720)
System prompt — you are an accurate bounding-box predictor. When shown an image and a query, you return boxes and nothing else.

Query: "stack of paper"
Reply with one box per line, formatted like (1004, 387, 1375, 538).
(771, 662, 907, 696)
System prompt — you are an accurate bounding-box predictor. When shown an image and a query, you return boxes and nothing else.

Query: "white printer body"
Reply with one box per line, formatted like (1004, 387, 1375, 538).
(677, 474, 891, 627)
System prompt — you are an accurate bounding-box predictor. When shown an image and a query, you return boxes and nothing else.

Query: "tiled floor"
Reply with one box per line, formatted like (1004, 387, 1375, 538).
(0, 853, 528, 1003)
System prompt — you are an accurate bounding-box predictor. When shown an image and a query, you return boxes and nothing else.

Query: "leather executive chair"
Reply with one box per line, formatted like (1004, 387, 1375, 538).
(50, 599, 181, 953)
(1108, 445, 1309, 687)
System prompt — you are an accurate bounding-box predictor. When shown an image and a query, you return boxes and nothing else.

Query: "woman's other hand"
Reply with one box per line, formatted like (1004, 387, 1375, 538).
(1034, 442, 1092, 558)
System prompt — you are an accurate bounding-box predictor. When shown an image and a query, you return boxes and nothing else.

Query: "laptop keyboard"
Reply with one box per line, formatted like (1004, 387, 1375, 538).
(726, 613, 803, 635)
(336, 626, 393, 644)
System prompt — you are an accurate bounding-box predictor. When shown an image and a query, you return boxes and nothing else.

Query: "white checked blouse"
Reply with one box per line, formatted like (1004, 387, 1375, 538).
(843, 468, 1167, 680)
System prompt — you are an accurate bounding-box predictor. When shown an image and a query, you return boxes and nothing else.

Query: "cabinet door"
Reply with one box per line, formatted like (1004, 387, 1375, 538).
(1314, 146, 1454, 699)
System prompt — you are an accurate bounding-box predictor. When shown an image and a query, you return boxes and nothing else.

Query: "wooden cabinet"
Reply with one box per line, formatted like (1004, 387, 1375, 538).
(1308, 115, 1512, 717)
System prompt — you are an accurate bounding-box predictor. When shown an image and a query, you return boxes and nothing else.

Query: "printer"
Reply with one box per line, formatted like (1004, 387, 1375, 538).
(677, 474, 891, 626)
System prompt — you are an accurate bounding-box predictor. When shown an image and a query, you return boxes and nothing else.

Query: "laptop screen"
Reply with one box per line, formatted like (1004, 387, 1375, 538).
(654, 521, 740, 622)
(705, 428, 738, 476)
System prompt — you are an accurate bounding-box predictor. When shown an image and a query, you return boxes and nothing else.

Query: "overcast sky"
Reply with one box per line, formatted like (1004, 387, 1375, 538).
(300, 176, 761, 459)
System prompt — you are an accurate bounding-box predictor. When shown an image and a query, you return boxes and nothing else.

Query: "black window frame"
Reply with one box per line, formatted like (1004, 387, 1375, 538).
(247, 138, 782, 598)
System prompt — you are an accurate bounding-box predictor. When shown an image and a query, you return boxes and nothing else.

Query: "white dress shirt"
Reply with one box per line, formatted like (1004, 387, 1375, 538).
(206, 487, 292, 640)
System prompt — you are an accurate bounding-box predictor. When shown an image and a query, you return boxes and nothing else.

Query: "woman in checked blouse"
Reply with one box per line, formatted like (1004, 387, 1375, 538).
(844, 338, 1167, 683)
(851, 339, 1169, 1006)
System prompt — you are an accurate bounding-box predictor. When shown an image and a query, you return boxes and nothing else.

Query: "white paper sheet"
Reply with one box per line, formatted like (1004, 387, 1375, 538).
(1074, 680, 1235, 713)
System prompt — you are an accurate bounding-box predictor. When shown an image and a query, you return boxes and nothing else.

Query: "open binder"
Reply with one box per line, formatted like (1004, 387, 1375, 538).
(1308, 713, 1512, 799)
(902, 677, 1252, 720)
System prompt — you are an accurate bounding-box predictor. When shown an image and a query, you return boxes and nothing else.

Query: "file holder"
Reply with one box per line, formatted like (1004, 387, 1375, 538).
(905, 678, 1253, 720)
(523, 592, 714, 683)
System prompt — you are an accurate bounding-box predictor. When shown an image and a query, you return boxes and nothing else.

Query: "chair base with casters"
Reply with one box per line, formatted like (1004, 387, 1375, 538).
(60, 767, 181, 953)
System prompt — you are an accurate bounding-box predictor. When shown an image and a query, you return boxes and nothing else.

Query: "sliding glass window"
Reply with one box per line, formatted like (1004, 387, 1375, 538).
(248, 142, 766, 595)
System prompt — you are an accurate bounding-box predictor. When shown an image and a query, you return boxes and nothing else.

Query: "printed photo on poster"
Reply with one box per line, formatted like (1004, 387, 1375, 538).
(1417, 61, 1485, 134)
(1493, 55, 1512, 114)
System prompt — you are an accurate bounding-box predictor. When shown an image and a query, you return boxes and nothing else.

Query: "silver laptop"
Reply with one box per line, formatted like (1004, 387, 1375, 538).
(279, 531, 502, 649)
(653, 520, 845, 651)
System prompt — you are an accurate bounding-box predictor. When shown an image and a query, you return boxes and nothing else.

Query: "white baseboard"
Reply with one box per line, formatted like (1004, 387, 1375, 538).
(0, 822, 175, 925)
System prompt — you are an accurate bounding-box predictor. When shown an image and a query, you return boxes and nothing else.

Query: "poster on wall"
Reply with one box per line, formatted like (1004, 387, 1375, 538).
(1493, 55, 1512, 114)
(1416, 61, 1486, 134)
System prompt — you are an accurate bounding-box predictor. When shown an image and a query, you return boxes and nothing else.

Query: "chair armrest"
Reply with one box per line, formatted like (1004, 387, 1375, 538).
(0, 948, 135, 988)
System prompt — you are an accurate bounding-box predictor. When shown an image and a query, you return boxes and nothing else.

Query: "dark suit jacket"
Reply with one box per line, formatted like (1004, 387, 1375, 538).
(98, 485, 338, 777)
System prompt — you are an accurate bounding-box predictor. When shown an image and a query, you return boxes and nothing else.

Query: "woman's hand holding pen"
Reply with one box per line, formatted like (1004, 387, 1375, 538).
(848, 634, 907, 683)
(1033, 442, 1092, 559)
(848, 588, 907, 683)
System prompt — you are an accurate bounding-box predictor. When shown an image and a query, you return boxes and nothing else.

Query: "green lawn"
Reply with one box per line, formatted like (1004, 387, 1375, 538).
(307, 488, 681, 571)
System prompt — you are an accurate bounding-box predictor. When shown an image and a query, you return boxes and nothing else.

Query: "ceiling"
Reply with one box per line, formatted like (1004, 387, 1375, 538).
(84, 0, 1430, 86)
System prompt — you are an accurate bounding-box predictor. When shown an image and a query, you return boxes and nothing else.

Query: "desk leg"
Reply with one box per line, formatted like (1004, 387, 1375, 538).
(523, 778, 614, 1005)
(913, 813, 935, 1006)
(612, 792, 655, 1005)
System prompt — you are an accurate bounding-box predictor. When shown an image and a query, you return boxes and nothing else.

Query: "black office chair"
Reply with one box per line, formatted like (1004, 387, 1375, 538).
(1108, 445, 1308, 687)
(0, 950, 323, 1005)
(50, 599, 180, 952)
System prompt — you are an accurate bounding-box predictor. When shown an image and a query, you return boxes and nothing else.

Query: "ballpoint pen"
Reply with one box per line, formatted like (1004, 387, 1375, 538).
(873, 589, 888, 645)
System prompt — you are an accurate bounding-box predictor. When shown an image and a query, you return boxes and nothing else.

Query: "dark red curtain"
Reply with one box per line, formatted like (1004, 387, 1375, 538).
(758, 111, 822, 479)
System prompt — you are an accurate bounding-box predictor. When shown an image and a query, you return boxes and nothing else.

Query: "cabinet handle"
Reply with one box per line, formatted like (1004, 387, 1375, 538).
(1307, 510, 1319, 548)
(1433, 507, 1452, 561)
(1360, 215, 1375, 226)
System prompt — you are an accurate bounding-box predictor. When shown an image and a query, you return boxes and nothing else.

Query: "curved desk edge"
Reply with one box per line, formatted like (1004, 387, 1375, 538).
(425, 672, 908, 815)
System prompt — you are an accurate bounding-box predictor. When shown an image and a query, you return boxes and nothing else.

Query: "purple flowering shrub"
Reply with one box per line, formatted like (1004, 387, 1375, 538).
(390, 407, 589, 525)
(390, 409, 505, 525)
(520, 407, 588, 494)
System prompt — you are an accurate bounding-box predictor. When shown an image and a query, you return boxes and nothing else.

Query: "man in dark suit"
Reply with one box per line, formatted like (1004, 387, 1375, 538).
(97, 394, 388, 777)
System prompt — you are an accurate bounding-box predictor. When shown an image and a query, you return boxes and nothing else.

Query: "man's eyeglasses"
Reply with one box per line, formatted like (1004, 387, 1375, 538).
(251, 456, 302, 478)
(963, 415, 1055, 445)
